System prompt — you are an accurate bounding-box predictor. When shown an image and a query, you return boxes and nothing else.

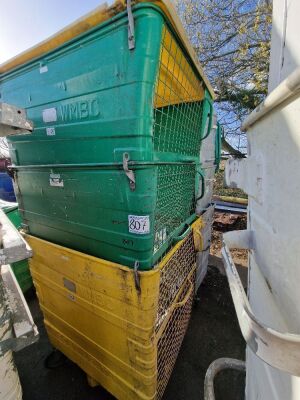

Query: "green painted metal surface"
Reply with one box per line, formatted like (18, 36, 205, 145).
(0, 4, 212, 269)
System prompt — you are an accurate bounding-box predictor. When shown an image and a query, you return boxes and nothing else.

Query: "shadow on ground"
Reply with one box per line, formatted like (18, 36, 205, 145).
(15, 265, 245, 400)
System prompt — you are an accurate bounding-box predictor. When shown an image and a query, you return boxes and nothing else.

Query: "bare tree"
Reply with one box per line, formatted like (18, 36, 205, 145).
(176, 0, 272, 153)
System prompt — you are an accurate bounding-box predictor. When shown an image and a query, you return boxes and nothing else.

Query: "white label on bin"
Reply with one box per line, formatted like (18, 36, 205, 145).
(43, 107, 57, 123)
(128, 215, 150, 235)
(40, 65, 48, 74)
(46, 127, 55, 136)
(50, 173, 64, 187)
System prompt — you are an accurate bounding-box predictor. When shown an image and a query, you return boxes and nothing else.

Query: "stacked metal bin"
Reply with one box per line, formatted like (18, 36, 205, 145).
(26, 218, 201, 400)
(1, 1, 214, 270)
(0, 1, 218, 398)
(195, 115, 221, 291)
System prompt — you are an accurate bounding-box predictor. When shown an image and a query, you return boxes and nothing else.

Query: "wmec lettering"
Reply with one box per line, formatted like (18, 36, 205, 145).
(60, 99, 100, 121)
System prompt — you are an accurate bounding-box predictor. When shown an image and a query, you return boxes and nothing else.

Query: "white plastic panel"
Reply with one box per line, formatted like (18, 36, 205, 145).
(225, 92, 300, 399)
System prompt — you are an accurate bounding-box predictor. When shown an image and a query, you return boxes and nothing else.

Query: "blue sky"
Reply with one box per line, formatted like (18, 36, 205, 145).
(0, 0, 112, 64)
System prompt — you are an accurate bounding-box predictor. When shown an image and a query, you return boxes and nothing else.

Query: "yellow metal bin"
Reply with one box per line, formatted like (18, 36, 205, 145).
(26, 218, 202, 400)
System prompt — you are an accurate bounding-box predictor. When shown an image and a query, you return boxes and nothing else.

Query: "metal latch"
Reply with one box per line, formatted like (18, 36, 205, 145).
(123, 153, 136, 191)
(222, 230, 300, 376)
(126, 0, 135, 50)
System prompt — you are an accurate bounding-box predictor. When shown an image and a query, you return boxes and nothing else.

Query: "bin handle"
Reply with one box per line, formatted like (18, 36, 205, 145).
(196, 169, 205, 201)
(201, 98, 213, 141)
(222, 232, 300, 376)
(173, 277, 194, 309)
(172, 225, 191, 243)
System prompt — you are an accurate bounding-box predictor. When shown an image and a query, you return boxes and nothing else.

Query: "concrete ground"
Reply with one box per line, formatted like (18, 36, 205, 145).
(15, 263, 245, 400)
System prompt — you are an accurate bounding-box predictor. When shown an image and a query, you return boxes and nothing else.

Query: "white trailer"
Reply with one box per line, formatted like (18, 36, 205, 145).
(205, 1, 300, 399)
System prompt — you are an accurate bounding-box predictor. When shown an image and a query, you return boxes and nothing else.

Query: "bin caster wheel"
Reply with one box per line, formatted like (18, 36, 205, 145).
(87, 375, 99, 388)
(44, 349, 66, 369)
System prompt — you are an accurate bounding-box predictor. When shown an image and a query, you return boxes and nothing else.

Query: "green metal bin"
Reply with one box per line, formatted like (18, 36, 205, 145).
(0, 1, 214, 269)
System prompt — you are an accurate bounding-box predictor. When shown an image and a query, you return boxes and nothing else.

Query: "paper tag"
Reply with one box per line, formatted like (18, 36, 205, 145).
(43, 108, 57, 123)
(128, 215, 150, 234)
(50, 173, 64, 187)
(46, 127, 55, 136)
(40, 65, 48, 74)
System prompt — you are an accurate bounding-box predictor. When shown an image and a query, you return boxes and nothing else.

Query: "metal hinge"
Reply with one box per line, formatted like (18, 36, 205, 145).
(123, 153, 136, 191)
(126, 0, 135, 50)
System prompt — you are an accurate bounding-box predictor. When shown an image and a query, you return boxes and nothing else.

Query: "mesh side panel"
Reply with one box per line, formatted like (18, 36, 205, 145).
(153, 25, 205, 157)
(154, 164, 195, 253)
(156, 273, 195, 399)
(155, 230, 196, 331)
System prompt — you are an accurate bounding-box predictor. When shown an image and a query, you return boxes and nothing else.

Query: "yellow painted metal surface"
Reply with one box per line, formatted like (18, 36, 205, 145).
(27, 218, 200, 400)
(0, 1, 214, 98)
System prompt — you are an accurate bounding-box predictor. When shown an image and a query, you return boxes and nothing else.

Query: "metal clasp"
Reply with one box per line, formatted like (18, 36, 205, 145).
(123, 153, 136, 191)
(126, 0, 135, 50)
